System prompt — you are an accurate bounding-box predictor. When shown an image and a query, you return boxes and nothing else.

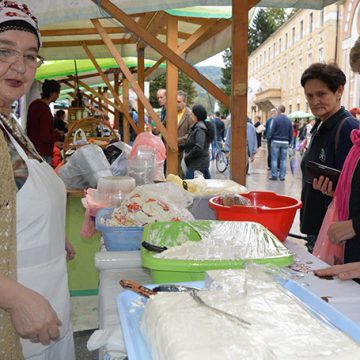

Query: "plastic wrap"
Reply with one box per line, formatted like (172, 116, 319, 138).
(99, 186, 194, 228)
(166, 174, 248, 195)
(148, 221, 291, 260)
(140, 266, 360, 360)
(128, 146, 156, 185)
(58, 144, 112, 189)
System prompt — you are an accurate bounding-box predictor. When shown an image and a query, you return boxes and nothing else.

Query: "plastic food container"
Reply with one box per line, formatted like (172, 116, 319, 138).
(209, 191, 302, 242)
(95, 208, 143, 251)
(96, 176, 136, 206)
(141, 220, 293, 283)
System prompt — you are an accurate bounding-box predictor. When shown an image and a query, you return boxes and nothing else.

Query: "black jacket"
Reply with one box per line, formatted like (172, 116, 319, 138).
(184, 121, 211, 171)
(300, 107, 359, 235)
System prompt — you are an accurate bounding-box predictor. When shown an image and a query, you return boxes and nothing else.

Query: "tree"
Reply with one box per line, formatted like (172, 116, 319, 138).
(219, 48, 232, 115)
(248, 8, 287, 54)
(220, 8, 289, 112)
(149, 70, 197, 108)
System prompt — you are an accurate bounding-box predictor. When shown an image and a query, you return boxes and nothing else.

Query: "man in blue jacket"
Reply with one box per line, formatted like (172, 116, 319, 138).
(265, 108, 278, 170)
(269, 105, 293, 181)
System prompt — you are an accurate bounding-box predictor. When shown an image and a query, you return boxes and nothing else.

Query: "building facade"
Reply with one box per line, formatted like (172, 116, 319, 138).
(249, 1, 360, 120)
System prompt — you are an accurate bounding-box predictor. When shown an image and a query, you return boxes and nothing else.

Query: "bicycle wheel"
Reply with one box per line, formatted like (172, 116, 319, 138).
(216, 150, 228, 173)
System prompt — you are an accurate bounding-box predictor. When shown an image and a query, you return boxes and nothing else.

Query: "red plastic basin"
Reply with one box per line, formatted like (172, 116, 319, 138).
(209, 191, 302, 242)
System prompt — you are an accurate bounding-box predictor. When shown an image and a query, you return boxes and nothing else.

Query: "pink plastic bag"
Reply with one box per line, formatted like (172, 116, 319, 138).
(313, 199, 344, 265)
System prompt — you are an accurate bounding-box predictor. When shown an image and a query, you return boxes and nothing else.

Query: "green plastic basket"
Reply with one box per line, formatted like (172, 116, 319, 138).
(141, 220, 293, 283)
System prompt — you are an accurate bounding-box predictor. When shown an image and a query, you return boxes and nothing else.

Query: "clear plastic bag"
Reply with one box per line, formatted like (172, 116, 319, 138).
(58, 145, 112, 189)
(313, 199, 344, 265)
(109, 141, 132, 176)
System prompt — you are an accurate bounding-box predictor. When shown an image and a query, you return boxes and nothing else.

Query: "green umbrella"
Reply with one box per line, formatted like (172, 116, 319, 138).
(288, 110, 313, 119)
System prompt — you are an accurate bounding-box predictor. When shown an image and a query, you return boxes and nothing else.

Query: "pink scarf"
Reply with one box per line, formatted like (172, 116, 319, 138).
(334, 128, 360, 221)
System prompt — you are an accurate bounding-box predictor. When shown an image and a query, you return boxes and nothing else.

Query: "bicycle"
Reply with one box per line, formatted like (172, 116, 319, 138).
(215, 141, 229, 173)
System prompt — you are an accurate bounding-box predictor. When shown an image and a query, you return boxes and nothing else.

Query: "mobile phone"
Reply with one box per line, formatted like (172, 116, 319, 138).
(304, 161, 341, 187)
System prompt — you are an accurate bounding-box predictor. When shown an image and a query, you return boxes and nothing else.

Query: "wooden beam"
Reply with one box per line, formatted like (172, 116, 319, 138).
(81, 42, 138, 134)
(63, 80, 115, 115)
(137, 45, 145, 132)
(122, 78, 130, 144)
(91, 0, 230, 107)
(91, 18, 177, 151)
(248, 0, 261, 9)
(113, 72, 120, 129)
(145, 11, 167, 37)
(185, 19, 231, 53)
(41, 26, 127, 36)
(77, 79, 138, 131)
(42, 38, 134, 48)
(144, 18, 218, 79)
(230, 0, 248, 185)
(166, 15, 179, 176)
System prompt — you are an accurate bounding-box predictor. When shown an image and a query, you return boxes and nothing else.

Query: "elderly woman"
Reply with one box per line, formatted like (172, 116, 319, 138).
(313, 36, 360, 277)
(0, 2, 75, 359)
(184, 104, 215, 179)
(300, 62, 359, 252)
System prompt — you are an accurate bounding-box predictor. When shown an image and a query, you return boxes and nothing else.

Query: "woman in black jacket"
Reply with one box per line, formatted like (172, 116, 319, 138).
(184, 105, 215, 179)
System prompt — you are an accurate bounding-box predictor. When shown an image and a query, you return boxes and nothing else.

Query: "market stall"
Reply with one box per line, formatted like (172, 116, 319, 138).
(88, 239, 360, 359)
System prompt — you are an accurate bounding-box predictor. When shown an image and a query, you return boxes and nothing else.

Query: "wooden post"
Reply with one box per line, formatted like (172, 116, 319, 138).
(114, 72, 120, 130)
(137, 45, 145, 133)
(230, 0, 249, 185)
(123, 78, 130, 144)
(166, 15, 179, 176)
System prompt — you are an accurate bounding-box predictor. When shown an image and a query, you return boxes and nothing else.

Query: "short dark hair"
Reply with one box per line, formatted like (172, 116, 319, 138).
(41, 79, 61, 99)
(55, 109, 65, 117)
(277, 105, 286, 113)
(300, 63, 346, 93)
(214, 111, 220, 117)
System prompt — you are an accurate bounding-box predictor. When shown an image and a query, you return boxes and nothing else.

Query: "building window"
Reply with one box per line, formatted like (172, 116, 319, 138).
(298, 58, 303, 85)
(260, 54, 262, 65)
(320, 9, 324, 26)
(309, 13, 313, 33)
(292, 27, 296, 46)
(283, 66, 287, 89)
(285, 33, 288, 49)
(279, 38, 282, 53)
(273, 43, 276, 57)
(272, 71, 275, 87)
(268, 46, 271, 60)
(300, 20, 304, 39)
(297, 103, 300, 111)
(289, 104, 292, 113)
(277, 69, 280, 88)
(290, 62, 294, 90)
(318, 48, 324, 62)
(307, 52, 312, 66)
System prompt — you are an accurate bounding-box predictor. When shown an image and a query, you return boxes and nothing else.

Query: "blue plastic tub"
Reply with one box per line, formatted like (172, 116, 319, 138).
(95, 208, 143, 251)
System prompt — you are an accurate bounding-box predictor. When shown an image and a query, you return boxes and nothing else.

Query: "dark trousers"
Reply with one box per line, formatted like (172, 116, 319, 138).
(267, 140, 271, 168)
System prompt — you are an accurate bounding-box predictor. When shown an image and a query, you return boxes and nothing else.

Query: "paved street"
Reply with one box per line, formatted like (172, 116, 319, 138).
(209, 141, 304, 235)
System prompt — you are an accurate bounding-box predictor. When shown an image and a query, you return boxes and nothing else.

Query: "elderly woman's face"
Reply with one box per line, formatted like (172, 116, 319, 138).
(0, 30, 38, 107)
(303, 78, 343, 122)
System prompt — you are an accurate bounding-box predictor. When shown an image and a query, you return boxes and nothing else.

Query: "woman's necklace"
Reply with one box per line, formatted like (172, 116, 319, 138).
(0, 112, 43, 161)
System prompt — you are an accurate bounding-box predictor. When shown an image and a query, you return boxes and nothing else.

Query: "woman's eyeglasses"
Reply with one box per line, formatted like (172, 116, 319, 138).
(0, 48, 44, 68)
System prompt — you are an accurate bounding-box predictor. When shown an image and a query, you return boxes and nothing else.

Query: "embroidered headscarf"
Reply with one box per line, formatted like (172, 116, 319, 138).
(0, 1, 41, 48)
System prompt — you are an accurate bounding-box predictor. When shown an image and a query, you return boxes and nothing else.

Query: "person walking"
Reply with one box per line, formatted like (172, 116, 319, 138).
(184, 104, 214, 179)
(211, 111, 225, 160)
(265, 108, 278, 170)
(177, 90, 194, 178)
(269, 105, 293, 181)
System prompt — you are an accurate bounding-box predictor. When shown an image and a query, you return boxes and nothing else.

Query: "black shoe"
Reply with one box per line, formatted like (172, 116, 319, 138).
(268, 177, 277, 180)
(280, 178, 285, 181)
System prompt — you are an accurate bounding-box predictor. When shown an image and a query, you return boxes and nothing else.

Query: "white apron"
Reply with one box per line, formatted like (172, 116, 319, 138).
(7, 132, 74, 359)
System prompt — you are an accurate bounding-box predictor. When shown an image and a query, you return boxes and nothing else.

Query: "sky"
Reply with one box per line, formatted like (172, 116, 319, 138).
(196, 51, 225, 68)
